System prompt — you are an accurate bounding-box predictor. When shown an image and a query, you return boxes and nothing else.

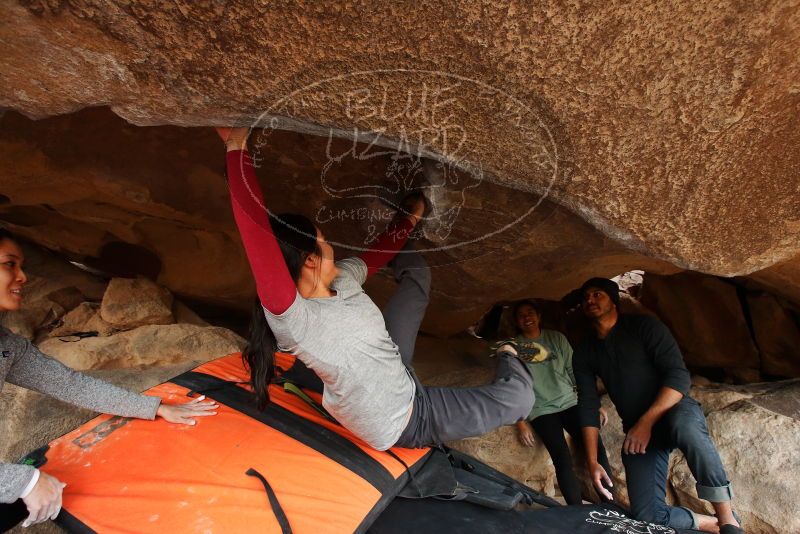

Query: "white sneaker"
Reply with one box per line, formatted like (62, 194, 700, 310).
(497, 343, 518, 357)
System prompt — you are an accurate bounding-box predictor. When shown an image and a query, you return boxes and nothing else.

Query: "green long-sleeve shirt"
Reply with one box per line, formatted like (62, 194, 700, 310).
(513, 329, 578, 420)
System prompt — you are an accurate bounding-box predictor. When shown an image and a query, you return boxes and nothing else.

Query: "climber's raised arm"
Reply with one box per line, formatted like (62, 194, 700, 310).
(359, 193, 425, 278)
(218, 127, 297, 315)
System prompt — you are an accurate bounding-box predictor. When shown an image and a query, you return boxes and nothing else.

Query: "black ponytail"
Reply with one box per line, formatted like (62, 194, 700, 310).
(242, 213, 321, 410)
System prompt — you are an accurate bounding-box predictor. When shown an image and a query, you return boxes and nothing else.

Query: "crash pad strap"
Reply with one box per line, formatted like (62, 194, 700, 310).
(246, 468, 292, 534)
(57, 509, 97, 534)
(170, 371, 396, 495)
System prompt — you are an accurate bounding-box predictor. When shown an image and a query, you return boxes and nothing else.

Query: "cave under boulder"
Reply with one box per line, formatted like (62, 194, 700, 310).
(640, 272, 761, 378)
(746, 292, 800, 378)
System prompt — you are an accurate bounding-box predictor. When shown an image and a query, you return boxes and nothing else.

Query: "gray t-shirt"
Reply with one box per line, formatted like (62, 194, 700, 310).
(264, 257, 415, 451)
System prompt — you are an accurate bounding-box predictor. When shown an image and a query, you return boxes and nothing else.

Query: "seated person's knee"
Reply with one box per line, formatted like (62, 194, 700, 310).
(665, 407, 707, 446)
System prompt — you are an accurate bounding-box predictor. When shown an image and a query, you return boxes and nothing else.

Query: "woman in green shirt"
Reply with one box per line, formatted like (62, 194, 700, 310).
(510, 300, 612, 505)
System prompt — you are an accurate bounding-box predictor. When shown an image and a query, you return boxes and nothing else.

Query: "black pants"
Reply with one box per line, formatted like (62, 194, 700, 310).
(0, 500, 27, 533)
(530, 405, 612, 505)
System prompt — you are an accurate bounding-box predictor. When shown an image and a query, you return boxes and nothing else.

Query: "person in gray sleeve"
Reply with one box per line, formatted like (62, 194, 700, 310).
(0, 228, 219, 531)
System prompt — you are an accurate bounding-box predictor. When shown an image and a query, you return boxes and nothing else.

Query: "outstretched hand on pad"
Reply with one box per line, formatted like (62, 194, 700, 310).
(156, 395, 218, 425)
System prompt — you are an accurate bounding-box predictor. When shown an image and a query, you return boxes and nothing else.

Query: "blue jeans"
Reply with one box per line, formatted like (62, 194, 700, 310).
(622, 397, 733, 529)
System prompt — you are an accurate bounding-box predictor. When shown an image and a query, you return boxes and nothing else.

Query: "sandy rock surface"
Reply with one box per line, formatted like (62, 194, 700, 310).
(671, 381, 800, 534)
(2, 1, 799, 275)
(100, 277, 174, 329)
(0, 107, 677, 334)
(0, 245, 105, 340)
(48, 302, 115, 338)
(0, 276, 76, 340)
(1, 3, 800, 529)
(172, 301, 209, 327)
(2, 2, 799, 333)
(37, 323, 244, 370)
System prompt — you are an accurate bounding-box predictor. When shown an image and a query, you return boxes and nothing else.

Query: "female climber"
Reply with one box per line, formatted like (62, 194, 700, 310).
(507, 300, 613, 504)
(218, 126, 534, 452)
(0, 228, 219, 532)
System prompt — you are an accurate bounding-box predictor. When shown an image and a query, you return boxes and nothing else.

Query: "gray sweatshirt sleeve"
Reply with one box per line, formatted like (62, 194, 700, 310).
(0, 464, 36, 504)
(0, 463, 36, 504)
(4, 333, 161, 419)
(1, 330, 161, 502)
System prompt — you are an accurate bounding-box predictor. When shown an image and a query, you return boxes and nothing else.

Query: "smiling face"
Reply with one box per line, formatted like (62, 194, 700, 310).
(0, 238, 27, 311)
(515, 303, 541, 336)
(581, 287, 615, 319)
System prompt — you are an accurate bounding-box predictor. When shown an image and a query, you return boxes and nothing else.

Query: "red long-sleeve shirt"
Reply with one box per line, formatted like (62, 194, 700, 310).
(226, 149, 414, 314)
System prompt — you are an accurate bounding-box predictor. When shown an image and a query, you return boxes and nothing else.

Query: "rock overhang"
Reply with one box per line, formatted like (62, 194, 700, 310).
(1, 0, 799, 332)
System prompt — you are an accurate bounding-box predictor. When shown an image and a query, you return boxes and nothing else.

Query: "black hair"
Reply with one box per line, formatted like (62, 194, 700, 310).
(0, 227, 14, 243)
(512, 299, 541, 333)
(579, 277, 620, 307)
(243, 213, 321, 410)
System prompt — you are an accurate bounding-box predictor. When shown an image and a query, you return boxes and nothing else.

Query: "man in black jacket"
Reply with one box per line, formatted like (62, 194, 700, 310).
(573, 278, 743, 534)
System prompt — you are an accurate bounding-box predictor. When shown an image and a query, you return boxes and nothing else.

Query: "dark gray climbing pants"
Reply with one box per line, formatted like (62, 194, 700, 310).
(382, 243, 535, 449)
